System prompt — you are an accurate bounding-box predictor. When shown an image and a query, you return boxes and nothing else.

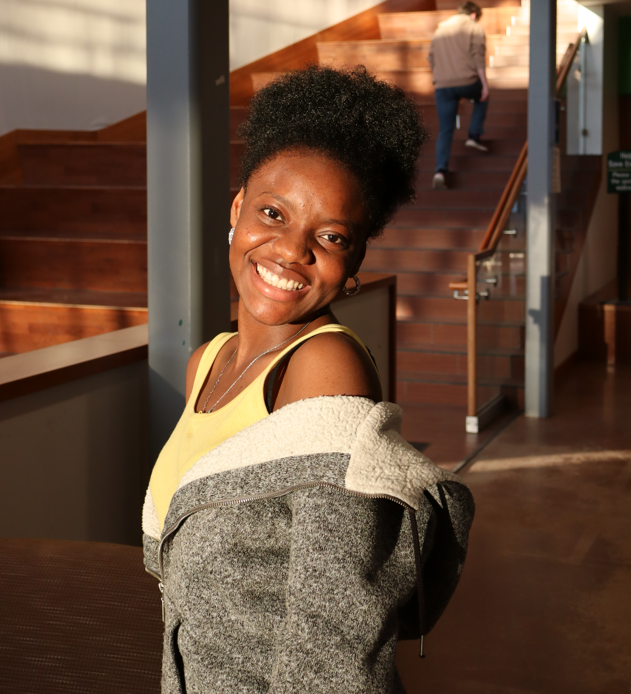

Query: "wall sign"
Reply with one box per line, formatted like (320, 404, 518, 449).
(607, 150, 631, 193)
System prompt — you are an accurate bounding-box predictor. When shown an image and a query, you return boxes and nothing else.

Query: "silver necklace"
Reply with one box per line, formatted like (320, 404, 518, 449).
(201, 321, 313, 413)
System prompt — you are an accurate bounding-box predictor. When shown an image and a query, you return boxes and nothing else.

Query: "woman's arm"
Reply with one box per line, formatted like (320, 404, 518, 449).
(270, 487, 414, 693)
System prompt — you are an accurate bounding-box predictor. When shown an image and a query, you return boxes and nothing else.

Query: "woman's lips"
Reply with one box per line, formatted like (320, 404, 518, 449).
(255, 262, 305, 292)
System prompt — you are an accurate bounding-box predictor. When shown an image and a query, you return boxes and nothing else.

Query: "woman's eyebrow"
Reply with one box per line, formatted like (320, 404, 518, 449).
(256, 192, 356, 235)
(257, 192, 292, 208)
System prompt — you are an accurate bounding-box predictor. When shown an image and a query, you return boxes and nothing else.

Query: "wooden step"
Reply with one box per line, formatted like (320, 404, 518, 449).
(0, 235, 146, 292)
(18, 143, 147, 187)
(316, 36, 507, 71)
(398, 346, 524, 380)
(397, 374, 523, 407)
(415, 171, 513, 191)
(364, 248, 470, 273)
(397, 318, 525, 350)
(397, 295, 525, 322)
(392, 207, 492, 228)
(416, 154, 520, 174)
(411, 189, 504, 209)
(0, 293, 147, 353)
(375, 227, 485, 250)
(378, 7, 521, 41)
(0, 186, 147, 234)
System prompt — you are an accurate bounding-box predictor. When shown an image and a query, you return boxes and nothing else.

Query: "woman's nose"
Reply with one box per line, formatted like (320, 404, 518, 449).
(272, 227, 314, 265)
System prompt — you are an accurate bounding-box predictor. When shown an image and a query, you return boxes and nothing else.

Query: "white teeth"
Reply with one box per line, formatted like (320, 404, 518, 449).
(256, 263, 305, 292)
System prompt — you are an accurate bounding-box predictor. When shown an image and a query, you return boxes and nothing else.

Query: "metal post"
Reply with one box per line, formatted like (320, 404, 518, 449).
(525, 0, 557, 417)
(146, 0, 231, 460)
(578, 35, 587, 155)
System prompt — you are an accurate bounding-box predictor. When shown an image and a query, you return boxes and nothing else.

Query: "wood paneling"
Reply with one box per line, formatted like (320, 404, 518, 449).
(0, 302, 147, 354)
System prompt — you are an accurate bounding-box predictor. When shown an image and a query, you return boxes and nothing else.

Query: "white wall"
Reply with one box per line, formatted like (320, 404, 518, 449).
(0, 0, 147, 135)
(0, 0, 382, 135)
(555, 3, 619, 365)
(229, 0, 379, 70)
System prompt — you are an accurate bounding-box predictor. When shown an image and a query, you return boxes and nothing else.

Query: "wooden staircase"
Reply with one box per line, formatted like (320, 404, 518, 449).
(0, 117, 147, 356)
(0, 0, 601, 423)
(237, 0, 596, 408)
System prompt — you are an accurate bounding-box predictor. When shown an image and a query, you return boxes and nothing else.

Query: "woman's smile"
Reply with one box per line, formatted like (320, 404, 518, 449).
(254, 262, 306, 292)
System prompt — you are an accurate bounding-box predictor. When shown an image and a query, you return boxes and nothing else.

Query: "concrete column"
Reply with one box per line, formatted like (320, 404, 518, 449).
(525, 0, 557, 417)
(147, 0, 231, 459)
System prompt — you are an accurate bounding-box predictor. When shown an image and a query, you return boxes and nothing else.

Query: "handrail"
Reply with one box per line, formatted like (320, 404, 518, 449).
(448, 28, 587, 425)
(449, 27, 587, 297)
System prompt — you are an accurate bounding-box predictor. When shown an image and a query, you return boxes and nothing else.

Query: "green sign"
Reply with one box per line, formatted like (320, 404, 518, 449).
(607, 151, 631, 193)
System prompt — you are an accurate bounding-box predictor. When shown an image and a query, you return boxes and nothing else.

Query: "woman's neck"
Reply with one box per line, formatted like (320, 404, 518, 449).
(232, 304, 334, 368)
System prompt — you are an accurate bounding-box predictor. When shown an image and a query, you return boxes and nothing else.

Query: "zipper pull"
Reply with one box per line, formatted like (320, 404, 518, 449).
(419, 634, 425, 659)
(159, 581, 165, 622)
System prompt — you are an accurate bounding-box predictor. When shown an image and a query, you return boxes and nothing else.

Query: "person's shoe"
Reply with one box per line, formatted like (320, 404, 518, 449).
(465, 137, 489, 152)
(432, 172, 447, 190)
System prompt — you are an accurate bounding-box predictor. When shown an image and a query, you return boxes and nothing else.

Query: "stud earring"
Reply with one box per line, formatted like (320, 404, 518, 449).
(343, 275, 361, 296)
(228, 227, 235, 245)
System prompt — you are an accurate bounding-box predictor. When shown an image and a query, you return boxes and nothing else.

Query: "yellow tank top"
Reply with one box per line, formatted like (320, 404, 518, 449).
(149, 324, 378, 530)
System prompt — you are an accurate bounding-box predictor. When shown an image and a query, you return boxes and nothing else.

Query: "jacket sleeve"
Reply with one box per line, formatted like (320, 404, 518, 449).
(470, 26, 486, 71)
(398, 480, 475, 640)
(428, 37, 436, 71)
(269, 487, 415, 694)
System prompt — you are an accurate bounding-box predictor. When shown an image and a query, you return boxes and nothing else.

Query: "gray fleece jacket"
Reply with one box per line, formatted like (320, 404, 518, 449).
(143, 396, 474, 693)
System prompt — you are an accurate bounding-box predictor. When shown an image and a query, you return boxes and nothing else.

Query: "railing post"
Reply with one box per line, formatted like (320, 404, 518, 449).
(467, 254, 477, 419)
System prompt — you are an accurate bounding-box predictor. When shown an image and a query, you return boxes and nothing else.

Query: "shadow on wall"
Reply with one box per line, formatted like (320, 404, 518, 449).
(0, 361, 150, 545)
(0, 63, 146, 135)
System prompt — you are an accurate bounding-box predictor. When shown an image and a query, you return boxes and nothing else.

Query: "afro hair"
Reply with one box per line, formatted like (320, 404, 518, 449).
(237, 65, 427, 239)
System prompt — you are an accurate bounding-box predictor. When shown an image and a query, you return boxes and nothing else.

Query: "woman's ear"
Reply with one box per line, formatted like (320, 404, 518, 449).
(230, 187, 245, 228)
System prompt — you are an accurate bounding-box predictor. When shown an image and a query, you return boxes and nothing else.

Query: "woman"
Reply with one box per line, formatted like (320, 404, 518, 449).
(143, 66, 474, 693)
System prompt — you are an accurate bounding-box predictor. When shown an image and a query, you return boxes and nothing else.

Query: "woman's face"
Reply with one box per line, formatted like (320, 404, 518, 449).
(229, 149, 369, 327)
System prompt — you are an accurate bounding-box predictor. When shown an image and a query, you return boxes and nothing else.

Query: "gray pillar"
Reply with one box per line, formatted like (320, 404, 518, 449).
(525, 0, 557, 418)
(147, 0, 231, 459)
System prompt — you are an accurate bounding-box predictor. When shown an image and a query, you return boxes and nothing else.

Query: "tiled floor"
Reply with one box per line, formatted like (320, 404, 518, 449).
(396, 360, 631, 693)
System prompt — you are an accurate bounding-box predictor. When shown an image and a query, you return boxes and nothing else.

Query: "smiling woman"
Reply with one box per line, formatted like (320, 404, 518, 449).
(142, 65, 475, 694)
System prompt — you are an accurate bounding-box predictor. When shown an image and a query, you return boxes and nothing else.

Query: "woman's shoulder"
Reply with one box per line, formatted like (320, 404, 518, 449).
(275, 329, 382, 408)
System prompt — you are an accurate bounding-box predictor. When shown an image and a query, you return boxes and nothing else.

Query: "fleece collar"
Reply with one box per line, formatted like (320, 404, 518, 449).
(143, 396, 463, 541)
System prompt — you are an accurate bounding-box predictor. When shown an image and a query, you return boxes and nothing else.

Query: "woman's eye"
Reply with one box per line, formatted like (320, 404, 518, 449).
(262, 207, 282, 221)
(322, 233, 348, 248)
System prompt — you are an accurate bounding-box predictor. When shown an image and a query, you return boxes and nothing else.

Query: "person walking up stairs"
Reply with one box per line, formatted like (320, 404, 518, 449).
(429, 1, 490, 190)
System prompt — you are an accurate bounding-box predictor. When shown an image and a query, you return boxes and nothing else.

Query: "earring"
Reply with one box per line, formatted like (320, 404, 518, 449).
(343, 275, 361, 296)
(228, 227, 235, 245)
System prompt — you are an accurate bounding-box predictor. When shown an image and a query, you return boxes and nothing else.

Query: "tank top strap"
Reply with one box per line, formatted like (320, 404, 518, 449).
(259, 323, 379, 392)
(190, 332, 237, 409)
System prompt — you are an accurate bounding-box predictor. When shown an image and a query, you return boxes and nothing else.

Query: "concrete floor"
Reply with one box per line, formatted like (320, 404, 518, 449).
(396, 361, 631, 693)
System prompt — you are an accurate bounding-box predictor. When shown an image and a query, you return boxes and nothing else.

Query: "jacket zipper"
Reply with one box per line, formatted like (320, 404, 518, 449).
(154, 481, 426, 652)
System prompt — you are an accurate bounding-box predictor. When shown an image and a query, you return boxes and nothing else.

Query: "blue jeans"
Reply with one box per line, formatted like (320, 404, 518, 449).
(434, 79, 488, 173)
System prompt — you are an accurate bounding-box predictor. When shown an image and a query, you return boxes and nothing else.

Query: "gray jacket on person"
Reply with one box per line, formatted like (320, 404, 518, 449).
(143, 396, 475, 693)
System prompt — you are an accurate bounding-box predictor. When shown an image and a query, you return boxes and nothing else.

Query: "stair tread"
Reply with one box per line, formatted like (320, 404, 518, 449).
(397, 371, 524, 387)
(0, 287, 148, 309)
(0, 230, 146, 242)
(398, 343, 524, 356)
